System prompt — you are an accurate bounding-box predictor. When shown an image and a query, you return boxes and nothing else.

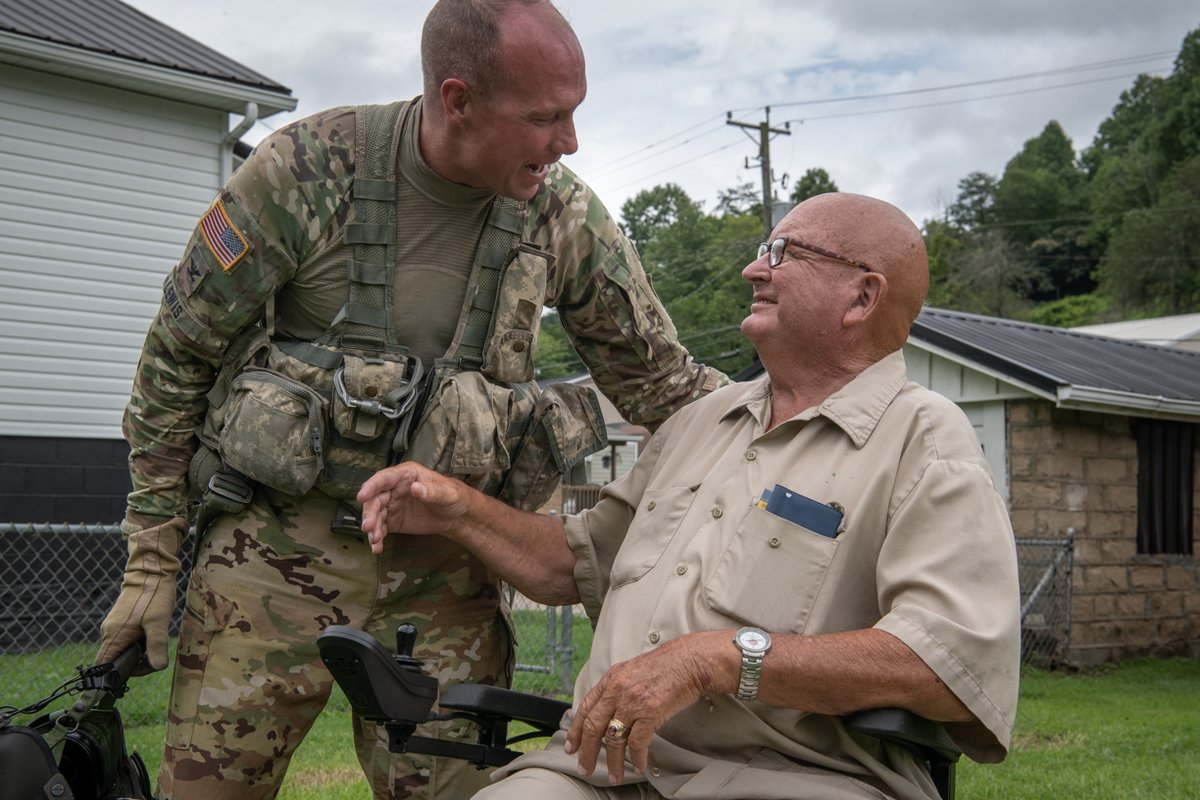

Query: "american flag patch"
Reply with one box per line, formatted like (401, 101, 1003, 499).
(198, 200, 249, 271)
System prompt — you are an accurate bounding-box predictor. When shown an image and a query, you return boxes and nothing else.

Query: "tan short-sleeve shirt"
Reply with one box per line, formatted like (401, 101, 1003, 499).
(502, 351, 1020, 800)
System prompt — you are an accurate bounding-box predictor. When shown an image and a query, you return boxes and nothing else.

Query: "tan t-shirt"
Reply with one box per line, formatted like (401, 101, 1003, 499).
(504, 350, 1020, 800)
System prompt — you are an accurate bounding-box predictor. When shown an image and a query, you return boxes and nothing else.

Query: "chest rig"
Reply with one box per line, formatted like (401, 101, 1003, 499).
(193, 102, 606, 529)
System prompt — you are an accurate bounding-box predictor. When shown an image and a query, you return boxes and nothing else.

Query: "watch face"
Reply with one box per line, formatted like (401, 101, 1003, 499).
(737, 628, 769, 651)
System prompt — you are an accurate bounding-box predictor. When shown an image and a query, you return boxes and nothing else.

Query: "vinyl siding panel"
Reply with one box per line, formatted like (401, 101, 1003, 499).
(0, 63, 226, 438)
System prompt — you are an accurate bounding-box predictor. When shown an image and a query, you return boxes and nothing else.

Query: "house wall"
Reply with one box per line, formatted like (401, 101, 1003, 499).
(1007, 399, 1200, 665)
(0, 63, 225, 441)
(0, 63, 226, 522)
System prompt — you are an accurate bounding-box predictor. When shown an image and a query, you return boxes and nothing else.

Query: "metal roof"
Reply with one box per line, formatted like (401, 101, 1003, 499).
(0, 0, 290, 93)
(913, 307, 1200, 403)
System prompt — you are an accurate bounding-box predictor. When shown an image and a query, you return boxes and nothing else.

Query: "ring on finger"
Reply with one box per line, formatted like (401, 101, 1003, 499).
(602, 717, 628, 746)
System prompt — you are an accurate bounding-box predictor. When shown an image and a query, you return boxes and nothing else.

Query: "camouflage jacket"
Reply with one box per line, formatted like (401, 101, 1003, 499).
(123, 100, 728, 519)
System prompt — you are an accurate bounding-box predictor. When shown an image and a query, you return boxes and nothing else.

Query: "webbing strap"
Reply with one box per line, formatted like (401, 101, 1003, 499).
(452, 197, 525, 368)
(322, 101, 405, 353)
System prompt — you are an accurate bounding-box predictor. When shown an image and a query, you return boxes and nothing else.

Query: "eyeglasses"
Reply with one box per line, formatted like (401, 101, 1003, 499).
(757, 236, 874, 273)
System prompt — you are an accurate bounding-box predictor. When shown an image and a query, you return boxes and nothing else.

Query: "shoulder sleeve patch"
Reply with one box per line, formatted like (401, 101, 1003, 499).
(198, 199, 250, 271)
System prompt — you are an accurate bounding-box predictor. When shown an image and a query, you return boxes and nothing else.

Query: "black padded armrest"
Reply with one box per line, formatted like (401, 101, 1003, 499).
(318, 625, 439, 723)
(843, 707, 962, 764)
(439, 684, 570, 732)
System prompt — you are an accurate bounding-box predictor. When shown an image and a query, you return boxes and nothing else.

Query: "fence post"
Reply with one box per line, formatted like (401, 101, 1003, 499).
(558, 606, 574, 695)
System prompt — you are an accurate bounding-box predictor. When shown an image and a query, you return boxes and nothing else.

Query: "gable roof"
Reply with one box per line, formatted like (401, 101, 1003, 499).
(912, 308, 1200, 418)
(0, 0, 295, 114)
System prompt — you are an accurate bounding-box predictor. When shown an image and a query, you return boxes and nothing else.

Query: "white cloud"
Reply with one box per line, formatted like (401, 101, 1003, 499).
(124, 0, 1198, 227)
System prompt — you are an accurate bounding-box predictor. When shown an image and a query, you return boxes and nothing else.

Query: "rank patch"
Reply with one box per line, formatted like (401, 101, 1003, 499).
(198, 200, 249, 271)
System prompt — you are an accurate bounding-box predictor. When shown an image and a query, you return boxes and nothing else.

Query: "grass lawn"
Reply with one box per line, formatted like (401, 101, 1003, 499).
(9, 635, 1198, 798)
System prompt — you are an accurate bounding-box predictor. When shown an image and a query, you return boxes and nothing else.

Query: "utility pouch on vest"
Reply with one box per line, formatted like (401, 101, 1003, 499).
(217, 367, 328, 496)
(497, 383, 608, 511)
(332, 354, 422, 442)
(406, 368, 536, 495)
(481, 245, 550, 384)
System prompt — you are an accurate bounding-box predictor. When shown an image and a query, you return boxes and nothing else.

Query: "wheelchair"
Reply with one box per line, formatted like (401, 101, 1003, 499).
(317, 624, 962, 800)
(0, 641, 155, 800)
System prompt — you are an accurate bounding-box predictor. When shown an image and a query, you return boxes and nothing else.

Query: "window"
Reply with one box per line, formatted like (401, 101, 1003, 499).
(1135, 419, 1195, 555)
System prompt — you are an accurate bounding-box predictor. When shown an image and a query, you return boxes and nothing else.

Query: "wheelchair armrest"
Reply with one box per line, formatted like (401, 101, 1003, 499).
(439, 684, 569, 733)
(843, 707, 962, 765)
(318, 625, 439, 723)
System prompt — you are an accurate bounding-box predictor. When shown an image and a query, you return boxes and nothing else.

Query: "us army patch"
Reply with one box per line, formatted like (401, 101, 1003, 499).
(198, 199, 249, 271)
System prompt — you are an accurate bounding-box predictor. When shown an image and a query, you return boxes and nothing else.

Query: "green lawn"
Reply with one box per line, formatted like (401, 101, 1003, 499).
(8, 636, 1199, 798)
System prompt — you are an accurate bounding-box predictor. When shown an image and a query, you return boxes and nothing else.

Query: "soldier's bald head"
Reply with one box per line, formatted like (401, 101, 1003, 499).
(422, 0, 578, 102)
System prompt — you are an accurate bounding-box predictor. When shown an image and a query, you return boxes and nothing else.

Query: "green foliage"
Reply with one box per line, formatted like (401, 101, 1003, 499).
(929, 25, 1200, 322)
(1022, 292, 1110, 328)
(789, 167, 839, 205)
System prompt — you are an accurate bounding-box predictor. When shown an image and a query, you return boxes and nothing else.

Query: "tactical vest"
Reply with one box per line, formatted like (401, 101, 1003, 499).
(191, 102, 606, 521)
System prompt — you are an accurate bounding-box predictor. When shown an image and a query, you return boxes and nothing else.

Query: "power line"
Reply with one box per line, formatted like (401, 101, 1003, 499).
(728, 50, 1176, 114)
(782, 69, 1170, 127)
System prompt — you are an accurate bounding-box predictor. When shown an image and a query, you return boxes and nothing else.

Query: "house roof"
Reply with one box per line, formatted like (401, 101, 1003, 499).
(1070, 313, 1200, 351)
(0, 0, 295, 113)
(910, 307, 1200, 419)
(736, 307, 1200, 420)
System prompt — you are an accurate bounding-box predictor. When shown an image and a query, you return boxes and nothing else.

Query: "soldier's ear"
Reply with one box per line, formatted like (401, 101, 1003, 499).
(440, 78, 472, 126)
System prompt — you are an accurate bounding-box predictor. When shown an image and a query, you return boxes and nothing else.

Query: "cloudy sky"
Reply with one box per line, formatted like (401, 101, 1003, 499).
(124, 0, 1197, 228)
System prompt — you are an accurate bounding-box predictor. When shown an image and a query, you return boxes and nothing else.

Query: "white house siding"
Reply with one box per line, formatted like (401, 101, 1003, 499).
(0, 63, 225, 439)
(903, 343, 1035, 500)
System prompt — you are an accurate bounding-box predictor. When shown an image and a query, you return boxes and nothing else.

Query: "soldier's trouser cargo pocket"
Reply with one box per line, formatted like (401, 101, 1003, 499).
(498, 383, 608, 511)
(218, 367, 327, 495)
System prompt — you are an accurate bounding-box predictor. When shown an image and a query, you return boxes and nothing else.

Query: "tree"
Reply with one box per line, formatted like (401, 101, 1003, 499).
(789, 168, 839, 205)
(946, 172, 998, 232)
(1097, 156, 1200, 315)
(713, 181, 760, 218)
(619, 183, 703, 250)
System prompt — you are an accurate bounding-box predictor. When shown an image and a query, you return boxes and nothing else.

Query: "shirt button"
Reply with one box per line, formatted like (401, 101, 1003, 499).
(676, 564, 688, 575)
(768, 537, 781, 548)
(745, 450, 757, 461)
(647, 501, 657, 511)
(711, 506, 723, 519)
(650, 767, 662, 777)
(648, 631, 660, 644)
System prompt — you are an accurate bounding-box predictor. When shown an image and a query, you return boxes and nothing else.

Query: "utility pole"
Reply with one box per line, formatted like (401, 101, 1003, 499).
(726, 107, 791, 240)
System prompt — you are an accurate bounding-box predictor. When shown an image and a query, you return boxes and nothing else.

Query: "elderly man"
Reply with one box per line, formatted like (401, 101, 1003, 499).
(96, 1, 725, 798)
(357, 193, 1020, 799)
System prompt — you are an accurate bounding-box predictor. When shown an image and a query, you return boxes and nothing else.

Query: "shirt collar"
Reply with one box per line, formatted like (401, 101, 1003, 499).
(400, 97, 495, 207)
(723, 350, 909, 449)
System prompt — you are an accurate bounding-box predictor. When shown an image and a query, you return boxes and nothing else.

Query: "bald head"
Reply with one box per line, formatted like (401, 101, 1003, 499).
(421, 0, 578, 102)
(790, 192, 928, 348)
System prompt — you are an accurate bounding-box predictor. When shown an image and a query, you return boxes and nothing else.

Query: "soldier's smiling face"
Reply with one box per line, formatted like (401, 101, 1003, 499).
(460, 6, 586, 200)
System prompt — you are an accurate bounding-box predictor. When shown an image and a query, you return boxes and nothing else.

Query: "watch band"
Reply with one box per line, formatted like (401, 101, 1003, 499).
(733, 627, 771, 701)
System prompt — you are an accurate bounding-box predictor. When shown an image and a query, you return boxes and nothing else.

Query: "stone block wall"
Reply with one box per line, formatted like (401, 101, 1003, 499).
(1007, 400, 1200, 666)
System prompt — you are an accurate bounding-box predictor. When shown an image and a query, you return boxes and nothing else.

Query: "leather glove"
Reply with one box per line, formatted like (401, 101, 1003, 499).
(97, 513, 187, 674)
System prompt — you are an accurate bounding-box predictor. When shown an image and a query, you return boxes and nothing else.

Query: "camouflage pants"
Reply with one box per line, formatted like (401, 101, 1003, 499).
(158, 487, 513, 799)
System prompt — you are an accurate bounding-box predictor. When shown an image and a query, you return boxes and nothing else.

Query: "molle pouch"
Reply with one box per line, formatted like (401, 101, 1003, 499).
(498, 383, 608, 512)
(218, 367, 328, 496)
(406, 369, 531, 495)
(332, 353, 422, 442)
(482, 245, 550, 384)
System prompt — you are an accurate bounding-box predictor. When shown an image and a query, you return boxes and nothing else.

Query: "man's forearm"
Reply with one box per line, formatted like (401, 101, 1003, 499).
(450, 490, 580, 605)
(758, 629, 972, 722)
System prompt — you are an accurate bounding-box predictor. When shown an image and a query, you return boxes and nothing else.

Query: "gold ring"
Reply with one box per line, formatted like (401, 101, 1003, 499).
(602, 718, 628, 745)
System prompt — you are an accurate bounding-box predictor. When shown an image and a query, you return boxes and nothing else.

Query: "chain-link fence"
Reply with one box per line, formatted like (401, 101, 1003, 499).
(1, 518, 1076, 726)
(1016, 530, 1074, 669)
(0, 520, 585, 728)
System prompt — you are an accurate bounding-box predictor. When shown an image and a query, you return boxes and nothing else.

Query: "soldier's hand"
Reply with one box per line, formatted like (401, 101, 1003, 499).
(97, 514, 186, 675)
(357, 462, 471, 554)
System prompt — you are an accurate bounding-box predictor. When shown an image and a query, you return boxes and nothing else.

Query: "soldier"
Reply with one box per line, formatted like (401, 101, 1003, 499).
(94, 1, 726, 798)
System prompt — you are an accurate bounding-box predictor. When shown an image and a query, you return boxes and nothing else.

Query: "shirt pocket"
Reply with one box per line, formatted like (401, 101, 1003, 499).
(609, 484, 698, 588)
(705, 505, 839, 633)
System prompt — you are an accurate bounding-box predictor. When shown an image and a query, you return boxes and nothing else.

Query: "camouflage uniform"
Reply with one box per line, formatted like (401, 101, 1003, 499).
(123, 99, 726, 799)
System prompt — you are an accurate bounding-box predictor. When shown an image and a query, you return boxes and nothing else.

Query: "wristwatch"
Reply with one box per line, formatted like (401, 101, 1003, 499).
(732, 626, 771, 701)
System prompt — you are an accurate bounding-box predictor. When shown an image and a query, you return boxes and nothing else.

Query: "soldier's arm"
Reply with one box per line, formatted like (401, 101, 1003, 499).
(124, 111, 355, 518)
(535, 167, 729, 432)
